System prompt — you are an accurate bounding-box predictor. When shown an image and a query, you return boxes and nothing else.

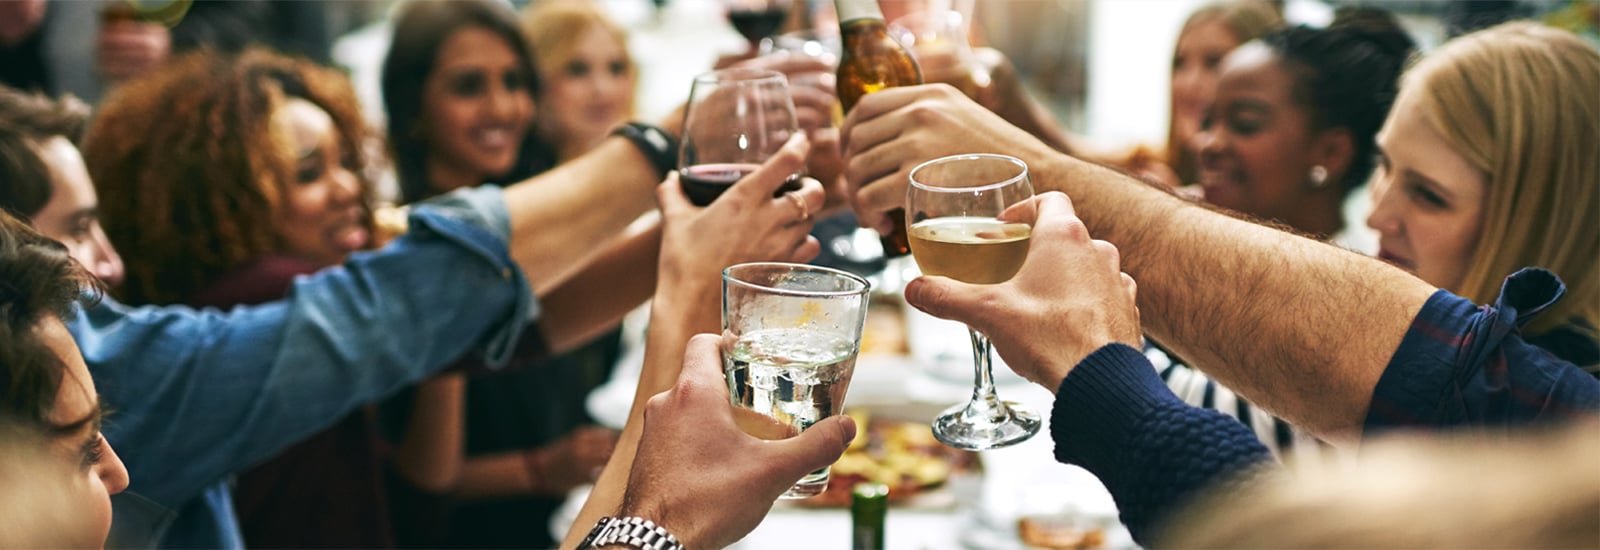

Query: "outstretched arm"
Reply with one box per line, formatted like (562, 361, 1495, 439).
(902, 192, 1274, 544)
(564, 136, 827, 548)
(843, 85, 1433, 442)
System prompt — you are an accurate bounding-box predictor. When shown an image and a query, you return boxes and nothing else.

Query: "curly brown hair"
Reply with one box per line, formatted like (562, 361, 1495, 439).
(84, 49, 374, 306)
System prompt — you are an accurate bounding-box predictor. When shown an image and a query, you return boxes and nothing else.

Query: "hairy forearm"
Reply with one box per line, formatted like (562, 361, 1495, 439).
(1035, 155, 1434, 441)
(390, 375, 465, 493)
(539, 221, 663, 354)
(561, 280, 721, 549)
(503, 138, 662, 291)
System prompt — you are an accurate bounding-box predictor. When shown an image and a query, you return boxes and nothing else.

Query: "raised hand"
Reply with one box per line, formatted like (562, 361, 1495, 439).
(903, 192, 1141, 391)
(657, 133, 825, 286)
(616, 334, 857, 549)
(839, 84, 1058, 236)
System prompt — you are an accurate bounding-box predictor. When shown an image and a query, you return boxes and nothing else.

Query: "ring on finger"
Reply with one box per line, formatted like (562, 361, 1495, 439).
(786, 191, 811, 222)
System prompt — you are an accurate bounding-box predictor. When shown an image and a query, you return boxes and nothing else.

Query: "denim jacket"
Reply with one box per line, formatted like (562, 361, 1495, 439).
(72, 188, 538, 548)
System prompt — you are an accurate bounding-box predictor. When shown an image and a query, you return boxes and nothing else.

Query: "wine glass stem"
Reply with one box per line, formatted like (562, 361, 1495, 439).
(966, 327, 1007, 420)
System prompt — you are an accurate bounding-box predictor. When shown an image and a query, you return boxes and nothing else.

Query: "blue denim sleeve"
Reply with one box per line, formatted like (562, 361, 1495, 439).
(77, 186, 536, 508)
(1366, 268, 1600, 432)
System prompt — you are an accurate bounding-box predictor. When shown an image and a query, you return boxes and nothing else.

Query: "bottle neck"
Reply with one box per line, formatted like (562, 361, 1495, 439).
(834, 0, 885, 25)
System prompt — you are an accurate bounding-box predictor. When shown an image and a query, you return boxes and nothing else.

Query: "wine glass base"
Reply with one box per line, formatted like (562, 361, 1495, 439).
(931, 401, 1041, 451)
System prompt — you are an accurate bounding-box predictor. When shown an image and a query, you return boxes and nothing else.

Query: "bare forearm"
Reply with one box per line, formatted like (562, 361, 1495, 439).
(503, 138, 662, 291)
(539, 222, 663, 354)
(390, 375, 466, 492)
(562, 280, 720, 548)
(1035, 155, 1434, 441)
(455, 452, 546, 498)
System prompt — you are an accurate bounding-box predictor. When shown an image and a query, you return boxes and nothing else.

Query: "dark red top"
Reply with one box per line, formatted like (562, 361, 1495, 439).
(187, 256, 396, 549)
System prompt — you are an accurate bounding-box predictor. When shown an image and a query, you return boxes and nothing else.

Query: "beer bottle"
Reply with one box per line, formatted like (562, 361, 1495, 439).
(835, 0, 922, 257)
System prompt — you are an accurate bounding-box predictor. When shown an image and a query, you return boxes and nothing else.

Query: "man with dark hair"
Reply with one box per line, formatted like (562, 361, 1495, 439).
(0, 86, 123, 285)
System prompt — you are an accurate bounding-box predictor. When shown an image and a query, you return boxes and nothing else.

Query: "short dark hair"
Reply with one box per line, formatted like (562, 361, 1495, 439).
(0, 209, 101, 439)
(381, 0, 554, 203)
(1259, 7, 1415, 193)
(0, 85, 90, 220)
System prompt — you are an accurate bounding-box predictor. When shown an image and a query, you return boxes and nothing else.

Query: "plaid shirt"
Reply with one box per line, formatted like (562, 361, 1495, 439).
(1366, 268, 1600, 432)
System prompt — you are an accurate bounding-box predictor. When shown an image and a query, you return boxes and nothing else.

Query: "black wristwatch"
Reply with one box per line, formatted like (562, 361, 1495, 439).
(576, 515, 686, 550)
(611, 122, 680, 181)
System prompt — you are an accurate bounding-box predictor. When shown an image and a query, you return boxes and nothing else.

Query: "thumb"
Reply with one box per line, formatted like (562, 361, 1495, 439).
(657, 171, 694, 216)
(904, 275, 992, 328)
(765, 415, 856, 482)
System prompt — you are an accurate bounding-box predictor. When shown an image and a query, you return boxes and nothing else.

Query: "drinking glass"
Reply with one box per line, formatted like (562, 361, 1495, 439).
(888, 8, 990, 99)
(723, 262, 872, 498)
(906, 154, 1040, 450)
(678, 68, 801, 206)
(725, 0, 793, 53)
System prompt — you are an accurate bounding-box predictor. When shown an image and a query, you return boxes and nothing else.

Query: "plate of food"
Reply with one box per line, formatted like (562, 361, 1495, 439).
(785, 405, 981, 509)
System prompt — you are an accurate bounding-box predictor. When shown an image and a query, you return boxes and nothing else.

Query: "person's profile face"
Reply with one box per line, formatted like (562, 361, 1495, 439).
(268, 97, 370, 268)
(419, 25, 536, 190)
(30, 137, 125, 287)
(1193, 43, 1323, 224)
(1171, 18, 1240, 150)
(538, 25, 633, 156)
(29, 317, 128, 548)
(1365, 88, 1485, 292)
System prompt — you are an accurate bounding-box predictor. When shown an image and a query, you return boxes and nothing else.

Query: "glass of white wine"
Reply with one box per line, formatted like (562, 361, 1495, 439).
(907, 153, 1040, 450)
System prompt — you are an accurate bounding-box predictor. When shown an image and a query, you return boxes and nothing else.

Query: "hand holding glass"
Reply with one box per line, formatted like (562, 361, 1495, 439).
(722, 262, 871, 498)
(907, 154, 1040, 450)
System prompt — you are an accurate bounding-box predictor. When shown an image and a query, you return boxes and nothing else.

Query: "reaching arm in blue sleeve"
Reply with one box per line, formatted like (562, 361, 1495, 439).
(1050, 344, 1275, 546)
(77, 187, 536, 511)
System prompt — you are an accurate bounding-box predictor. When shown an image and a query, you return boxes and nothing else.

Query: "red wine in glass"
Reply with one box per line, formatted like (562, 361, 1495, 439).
(681, 163, 802, 207)
(728, 6, 788, 45)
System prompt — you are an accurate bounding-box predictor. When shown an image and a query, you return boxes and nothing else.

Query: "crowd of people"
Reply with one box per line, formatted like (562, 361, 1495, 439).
(0, 0, 1596, 548)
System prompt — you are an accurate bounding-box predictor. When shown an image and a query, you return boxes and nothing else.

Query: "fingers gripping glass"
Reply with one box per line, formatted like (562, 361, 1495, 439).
(907, 154, 1040, 450)
(679, 68, 803, 206)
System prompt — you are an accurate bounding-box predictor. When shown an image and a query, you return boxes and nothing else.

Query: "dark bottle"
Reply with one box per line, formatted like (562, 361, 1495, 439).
(850, 482, 889, 550)
(835, 0, 922, 257)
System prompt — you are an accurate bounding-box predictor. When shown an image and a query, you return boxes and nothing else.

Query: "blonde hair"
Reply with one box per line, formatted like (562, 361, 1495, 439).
(1407, 22, 1599, 334)
(1161, 419, 1600, 548)
(520, 0, 635, 116)
(1166, 0, 1284, 183)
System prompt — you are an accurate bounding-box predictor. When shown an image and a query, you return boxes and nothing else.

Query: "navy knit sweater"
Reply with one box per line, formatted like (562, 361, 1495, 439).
(1050, 343, 1273, 546)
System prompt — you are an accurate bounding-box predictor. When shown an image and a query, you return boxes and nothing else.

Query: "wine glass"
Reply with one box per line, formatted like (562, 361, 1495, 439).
(725, 0, 794, 54)
(906, 153, 1040, 450)
(678, 68, 802, 206)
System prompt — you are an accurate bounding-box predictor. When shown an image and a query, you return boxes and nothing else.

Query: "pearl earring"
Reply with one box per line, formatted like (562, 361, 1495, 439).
(1309, 165, 1329, 188)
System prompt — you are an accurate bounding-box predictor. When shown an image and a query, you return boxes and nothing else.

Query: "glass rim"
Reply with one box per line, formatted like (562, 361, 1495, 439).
(722, 262, 871, 298)
(908, 153, 1029, 194)
(693, 67, 788, 86)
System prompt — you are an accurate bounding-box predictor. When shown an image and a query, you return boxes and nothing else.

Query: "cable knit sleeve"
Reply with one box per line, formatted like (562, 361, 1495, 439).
(1050, 344, 1275, 546)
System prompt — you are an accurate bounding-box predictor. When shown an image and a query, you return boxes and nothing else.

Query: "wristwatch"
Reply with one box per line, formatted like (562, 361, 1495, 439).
(576, 515, 686, 550)
(611, 122, 680, 181)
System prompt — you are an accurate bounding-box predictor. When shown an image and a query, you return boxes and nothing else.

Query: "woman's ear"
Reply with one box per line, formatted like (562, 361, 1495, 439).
(1310, 127, 1355, 189)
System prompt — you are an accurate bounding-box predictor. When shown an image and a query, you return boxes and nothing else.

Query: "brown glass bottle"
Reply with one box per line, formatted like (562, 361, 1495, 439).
(835, 0, 922, 257)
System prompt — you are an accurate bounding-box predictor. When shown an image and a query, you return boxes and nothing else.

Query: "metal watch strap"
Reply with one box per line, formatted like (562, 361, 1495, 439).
(578, 516, 686, 550)
(611, 122, 679, 181)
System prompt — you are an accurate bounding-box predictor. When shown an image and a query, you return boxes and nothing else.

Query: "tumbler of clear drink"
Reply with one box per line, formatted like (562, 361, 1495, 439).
(722, 262, 871, 498)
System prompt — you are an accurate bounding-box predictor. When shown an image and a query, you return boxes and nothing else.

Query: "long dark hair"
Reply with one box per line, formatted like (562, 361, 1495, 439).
(381, 0, 556, 204)
(1258, 7, 1415, 193)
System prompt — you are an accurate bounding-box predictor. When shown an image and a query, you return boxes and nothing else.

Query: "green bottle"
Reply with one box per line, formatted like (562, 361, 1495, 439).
(850, 482, 890, 550)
